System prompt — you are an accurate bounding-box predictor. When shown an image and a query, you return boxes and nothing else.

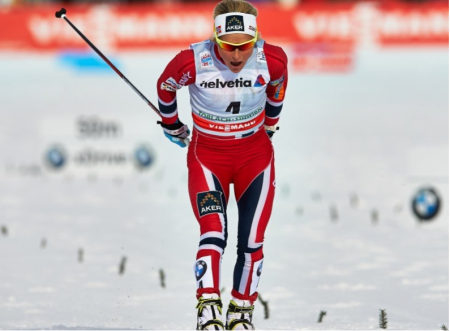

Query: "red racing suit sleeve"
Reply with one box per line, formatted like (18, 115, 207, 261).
(264, 43, 288, 127)
(157, 49, 196, 125)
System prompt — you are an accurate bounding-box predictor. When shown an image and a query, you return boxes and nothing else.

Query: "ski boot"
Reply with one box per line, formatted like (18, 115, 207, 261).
(196, 293, 225, 330)
(225, 298, 255, 330)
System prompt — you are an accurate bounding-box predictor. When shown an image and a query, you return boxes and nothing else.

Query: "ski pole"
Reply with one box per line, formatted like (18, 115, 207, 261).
(55, 8, 190, 145)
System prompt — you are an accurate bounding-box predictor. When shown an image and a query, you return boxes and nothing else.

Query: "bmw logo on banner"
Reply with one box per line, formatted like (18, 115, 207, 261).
(134, 145, 155, 169)
(412, 187, 441, 221)
(45, 146, 66, 170)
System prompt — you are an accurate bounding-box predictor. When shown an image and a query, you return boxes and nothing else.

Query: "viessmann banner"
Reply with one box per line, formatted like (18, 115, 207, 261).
(0, 2, 447, 52)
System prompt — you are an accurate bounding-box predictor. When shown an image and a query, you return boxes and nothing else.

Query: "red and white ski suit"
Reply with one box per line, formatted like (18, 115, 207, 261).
(157, 40, 288, 302)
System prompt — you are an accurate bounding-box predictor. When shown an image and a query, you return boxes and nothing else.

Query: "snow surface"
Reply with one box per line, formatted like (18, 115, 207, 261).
(0, 48, 448, 330)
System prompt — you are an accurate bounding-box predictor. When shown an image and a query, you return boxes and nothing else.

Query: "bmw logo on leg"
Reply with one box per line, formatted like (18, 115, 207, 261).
(412, 187, 441, 221)
(195, 260, 207, 281)
(256, 261, 263, 277)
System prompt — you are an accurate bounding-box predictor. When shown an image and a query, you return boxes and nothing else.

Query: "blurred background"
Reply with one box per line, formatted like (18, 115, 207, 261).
(0, 0, 448, 329)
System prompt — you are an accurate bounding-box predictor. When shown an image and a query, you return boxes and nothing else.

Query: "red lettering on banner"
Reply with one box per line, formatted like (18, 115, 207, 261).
(0, 5, 212, 51)
(376, 6, 449, 45)
(293, 11, 354, 43)
(0, 3, 446, 53)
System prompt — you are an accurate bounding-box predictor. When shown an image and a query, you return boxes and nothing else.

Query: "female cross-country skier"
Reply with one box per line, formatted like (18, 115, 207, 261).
(156, 0, 288, 328)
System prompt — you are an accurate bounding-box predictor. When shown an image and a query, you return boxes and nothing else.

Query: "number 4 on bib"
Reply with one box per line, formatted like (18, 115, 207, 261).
(225, 101, 241, 114)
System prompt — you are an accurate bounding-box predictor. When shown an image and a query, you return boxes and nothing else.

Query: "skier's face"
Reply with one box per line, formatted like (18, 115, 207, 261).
(216, 33, 255, 73)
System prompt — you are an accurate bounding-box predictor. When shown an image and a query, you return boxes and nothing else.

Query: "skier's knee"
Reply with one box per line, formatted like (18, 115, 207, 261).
(236, 244, 262, 256)
(199, 232, 227, 254)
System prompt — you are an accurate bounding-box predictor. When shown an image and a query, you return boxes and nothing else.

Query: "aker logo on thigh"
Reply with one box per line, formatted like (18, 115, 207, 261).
(197, 191, 224, 217)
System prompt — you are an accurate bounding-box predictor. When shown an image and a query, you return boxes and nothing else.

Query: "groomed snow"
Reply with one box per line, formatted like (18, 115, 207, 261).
(0, 48, 448, 330)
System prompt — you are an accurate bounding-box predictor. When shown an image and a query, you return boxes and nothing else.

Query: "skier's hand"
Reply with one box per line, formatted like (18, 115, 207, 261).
(264, 125, 279, 140)
(157, 120, 190, 148)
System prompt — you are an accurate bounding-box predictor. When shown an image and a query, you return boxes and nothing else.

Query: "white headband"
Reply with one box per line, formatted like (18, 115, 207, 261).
(214, 12, 257, 37)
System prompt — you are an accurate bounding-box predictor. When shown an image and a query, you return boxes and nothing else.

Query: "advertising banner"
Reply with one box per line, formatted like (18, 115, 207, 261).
(376, 2, 449, 45)
(0, 2, 447, 52)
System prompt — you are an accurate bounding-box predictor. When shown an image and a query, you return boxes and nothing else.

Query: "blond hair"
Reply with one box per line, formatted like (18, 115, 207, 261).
(213, 0, 258, 19)
(211, 0, 261, 40)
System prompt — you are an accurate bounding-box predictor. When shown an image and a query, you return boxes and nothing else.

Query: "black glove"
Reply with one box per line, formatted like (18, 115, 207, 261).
(157, 120, 190, 148)
(264, 125, 279, 140)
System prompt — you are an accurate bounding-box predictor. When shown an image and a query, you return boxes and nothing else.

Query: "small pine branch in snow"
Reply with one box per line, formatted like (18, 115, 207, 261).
(1, 225, 7, 236)
(349, 193, 359, 208)
(78, 248, 84, 263)
(159, 269, 166, 288)
(330, 204, 338, 222)
(379, 309, 388, 329)
(318, 311, 327, 323)
(41, 238, 47, 249)
(295, 206, 303, 216)
(371, 209, 379, 224)
(119, 256, 127, 275)
(257, 293, 269, 319)
(441, 325, 448, 330)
